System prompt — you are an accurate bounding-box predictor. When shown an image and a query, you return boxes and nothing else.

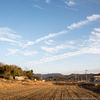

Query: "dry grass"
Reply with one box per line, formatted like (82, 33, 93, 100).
(0, 79, 100, 100)
(0, 78, 52, 89)
(21, 80, 52, 85)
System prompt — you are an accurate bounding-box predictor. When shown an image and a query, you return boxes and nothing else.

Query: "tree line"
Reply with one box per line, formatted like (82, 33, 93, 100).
(0, 62, 34, 79)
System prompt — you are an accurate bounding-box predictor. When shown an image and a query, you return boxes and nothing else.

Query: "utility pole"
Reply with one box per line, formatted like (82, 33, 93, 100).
(41, 74, 42, 80)
(74, 73, 77, 82)
(81, 76, 83, 82)
(85, 69, 88, 82)
(77, 73, 79, 82)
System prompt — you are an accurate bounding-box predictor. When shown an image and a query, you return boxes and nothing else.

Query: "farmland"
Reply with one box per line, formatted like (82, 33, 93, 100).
(0, 84, 100, 100)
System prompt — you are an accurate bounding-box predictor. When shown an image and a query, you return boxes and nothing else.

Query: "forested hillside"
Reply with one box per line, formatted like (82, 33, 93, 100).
(0, 62, 34, 79)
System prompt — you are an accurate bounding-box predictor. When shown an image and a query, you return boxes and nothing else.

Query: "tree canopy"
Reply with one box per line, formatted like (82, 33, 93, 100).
(0, 62, 34, 79)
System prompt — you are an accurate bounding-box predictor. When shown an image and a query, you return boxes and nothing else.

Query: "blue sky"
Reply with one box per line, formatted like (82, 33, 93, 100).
(0, 0, 100, 74)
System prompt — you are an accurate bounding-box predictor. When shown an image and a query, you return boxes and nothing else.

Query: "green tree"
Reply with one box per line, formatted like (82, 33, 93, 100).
(0, 62, 34, 79)
(25, 71, 34, 79)
(34, 76, 41, 80)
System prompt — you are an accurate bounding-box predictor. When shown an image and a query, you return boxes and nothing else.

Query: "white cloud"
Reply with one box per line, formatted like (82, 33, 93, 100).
(48, 40, 54, 42)
(65, 0, 76, 6)
(87, 14, 100, 21)
(28, 28, 100, 65)
(94, 28, 100, 32)
(28, 50, 82, 65)
(0, 37, 15, 42)
(33, 4, 43, 9)
(22, 51, 38, 56)
(41, 46, 56, 52)
(24, 30, 67, 47)
(67, 40, 75, 44)
(81, 47, 100, 54)
(41, 44, 75, 52)
(81, 29, 100, 54)
(44, 40, 54, 45)
(6, 49, 19, 56)
(67, 14, 100, 30)
(6, 49, 38, 56)
(0, 27, 21, 39)
(23, 41, 35, 48)
(44, 41, 51, 45)
(67, 20, 88, 30)
(35, 30, 67, 43)
(91, 31, 100, 38)
(46, 0, 50, 3)
(0, 27, 22, 45)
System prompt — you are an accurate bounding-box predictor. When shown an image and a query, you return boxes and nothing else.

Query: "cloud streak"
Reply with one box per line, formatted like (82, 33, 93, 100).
(0, 27, 22, 44)
(44, 40, 54, 45)
(41, 44, 75, 52)
(0, 27, 21, 39)
(28, 50, 83, 65)
(33, 4, 43, 9)
(94, 28, 100, 32)
(6, 49, 19, 56)
(65, 0, 76, 6)
(67, 14, 100, 29)
(23, 30, 67, 47)
(35, 30, 67, 43)
(0, 37, 15, 42)
(6, 49, 39, 56)
(46, 0, 51, 3)
(22, 51, 38, 56)
(28, 27, 100, 65)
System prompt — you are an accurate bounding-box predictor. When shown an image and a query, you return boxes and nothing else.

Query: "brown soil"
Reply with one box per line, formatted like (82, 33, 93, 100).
(0, 80, 100, 100)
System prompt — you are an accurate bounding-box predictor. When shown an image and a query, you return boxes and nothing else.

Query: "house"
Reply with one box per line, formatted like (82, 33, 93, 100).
(94, 75, 100, 82)
(15, 76, 28, 81)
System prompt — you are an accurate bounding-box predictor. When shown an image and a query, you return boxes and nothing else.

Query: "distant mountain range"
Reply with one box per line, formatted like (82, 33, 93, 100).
(34, 73, 63, 78)
(34, 73, 97, 81)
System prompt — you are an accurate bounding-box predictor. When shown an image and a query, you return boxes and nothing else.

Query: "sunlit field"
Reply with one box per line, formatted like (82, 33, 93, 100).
(0, 84, 100, 100)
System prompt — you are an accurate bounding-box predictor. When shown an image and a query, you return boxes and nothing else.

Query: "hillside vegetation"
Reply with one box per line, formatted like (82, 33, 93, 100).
(0, 62, 34, 79)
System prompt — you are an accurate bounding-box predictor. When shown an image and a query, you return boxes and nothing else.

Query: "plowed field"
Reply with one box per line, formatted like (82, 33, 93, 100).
(0, 85, 100, 100)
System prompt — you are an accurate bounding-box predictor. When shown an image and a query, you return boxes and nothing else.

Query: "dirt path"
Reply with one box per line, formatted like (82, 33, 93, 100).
(0, 85, 100, 100)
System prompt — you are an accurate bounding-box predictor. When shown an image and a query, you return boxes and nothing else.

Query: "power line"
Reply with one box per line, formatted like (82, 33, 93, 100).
(85, 69, 88, 82)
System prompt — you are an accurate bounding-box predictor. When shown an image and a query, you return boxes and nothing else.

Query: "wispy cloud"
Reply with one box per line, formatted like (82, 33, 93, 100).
(46, 0, 51, 3)
(6, 49, 19, 56)
(33, 4, 43, 9)
(23, 30, 67, 47)
(28, 50, 82, 65)
(44, 40, 54, 45)
(67, 14, 100, 29)
(79, 28, 100, 54)
(0, 27, 67, 48)
(0, 27, 21, 39)
(35, 30, 67, 43)
(21, 51, 38, 56)
(23, 41, 35, 48)
(91, 31, 100, 38)
(87, 14, 100, 21)
(65, 0, 76, 6)
(67, 20, 88, 30)
(66, 40, 75, 44)
(28, 27, 100, 65)
(94, 27, 100, 32)
(0, 37, 15, 42)
(0, 27, 22, 44)
(41, 44, 75, 52)
(6, 49, 38, 56)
